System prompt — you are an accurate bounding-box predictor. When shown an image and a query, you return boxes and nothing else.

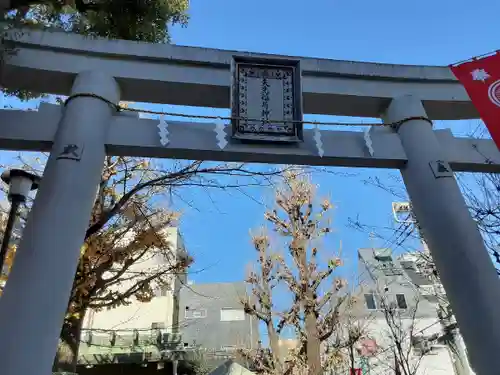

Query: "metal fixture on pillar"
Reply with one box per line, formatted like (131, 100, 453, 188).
(0, 169, 40, 272)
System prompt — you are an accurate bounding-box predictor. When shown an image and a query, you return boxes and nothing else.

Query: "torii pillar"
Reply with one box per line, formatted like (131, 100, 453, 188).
(0, 71, 120, 375)
(385, 95, 500, 375)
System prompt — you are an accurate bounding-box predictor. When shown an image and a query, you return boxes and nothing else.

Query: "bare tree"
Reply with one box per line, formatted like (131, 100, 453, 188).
(359, 158, 500, 274)
(410, 251, 473, 375)
(178, 349, 212, 375)
(455, 122, 500, 266)
(239, 170, 351, 375)
(348, 164, 488, 375)
(460, 171, 500, 264)
(342, 304, 371, 375)
(349, 180, 478, 375)
(1, 153, 292, 373)
(0, 209, 16, 294)
(355, 287, 462, 375)
(376, 294, 426, 375)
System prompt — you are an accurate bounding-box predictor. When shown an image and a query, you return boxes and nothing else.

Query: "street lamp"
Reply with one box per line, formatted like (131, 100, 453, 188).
(0, 169, 40, 272)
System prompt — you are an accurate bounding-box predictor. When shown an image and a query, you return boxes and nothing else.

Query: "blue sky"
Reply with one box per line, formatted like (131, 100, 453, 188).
(171, 0, 499, 65)
(165, 0, 498, 283)
(1, 0, 498, 288)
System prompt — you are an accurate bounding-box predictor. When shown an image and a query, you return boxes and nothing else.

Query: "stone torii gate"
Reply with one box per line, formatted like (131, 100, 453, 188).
(0, 29, 499, 375)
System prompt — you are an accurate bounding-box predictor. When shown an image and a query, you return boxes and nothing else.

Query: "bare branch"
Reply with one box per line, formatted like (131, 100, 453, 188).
(242, 171, 352, 375)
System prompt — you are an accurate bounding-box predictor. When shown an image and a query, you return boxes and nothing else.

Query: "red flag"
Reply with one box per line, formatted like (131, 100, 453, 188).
(450, 52, 500, 149)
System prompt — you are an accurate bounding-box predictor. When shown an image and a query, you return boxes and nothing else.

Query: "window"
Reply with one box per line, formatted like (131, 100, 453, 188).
(151, 322, 165, 330)
(185, 308, 207, 319)
(400, 260, 417, 270)
(220, 308, 245, 322)
(158, 285, 170, 297)
(396, 294, 407, 309)
(364, 294, 377, 310)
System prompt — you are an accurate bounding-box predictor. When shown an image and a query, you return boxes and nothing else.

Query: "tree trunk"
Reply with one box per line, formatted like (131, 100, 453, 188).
(266, 320, 284, 374)
(394, 349, 402, 375)
(348, 344, 356, 373)
(298, 242, 322, 375)
(305, 308, 322, 375)
(52, 314, 85, 373)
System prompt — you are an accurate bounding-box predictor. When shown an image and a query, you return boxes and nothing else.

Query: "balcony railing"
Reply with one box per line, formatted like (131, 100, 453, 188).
(78, 329, 185, 365)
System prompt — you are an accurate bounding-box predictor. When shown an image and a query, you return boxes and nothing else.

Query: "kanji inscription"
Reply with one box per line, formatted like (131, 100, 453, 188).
(231, 57, 303, 142)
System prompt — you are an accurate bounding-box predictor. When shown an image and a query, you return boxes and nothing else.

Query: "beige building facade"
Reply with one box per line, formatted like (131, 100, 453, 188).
(78, 227, 188, 366)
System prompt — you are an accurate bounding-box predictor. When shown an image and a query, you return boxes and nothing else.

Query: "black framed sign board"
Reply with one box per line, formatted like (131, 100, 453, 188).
(230, 56, 303, 143)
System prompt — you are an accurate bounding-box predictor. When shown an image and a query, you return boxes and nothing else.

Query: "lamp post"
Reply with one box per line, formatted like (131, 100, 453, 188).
(0, 169, 40, 272)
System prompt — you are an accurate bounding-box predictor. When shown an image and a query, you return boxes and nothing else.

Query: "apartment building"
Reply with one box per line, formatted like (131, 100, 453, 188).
(343, 247, 474, 375)
(178, 281, 259, 352)
(77, 229, 259, 375)
(78, 227, 188, 367)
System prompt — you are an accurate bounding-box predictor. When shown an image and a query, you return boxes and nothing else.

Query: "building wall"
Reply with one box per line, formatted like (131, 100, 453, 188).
(82, 227, 187, 335)
(178, 282, 259, 351)
(347, 247, 471, 375)
(356, 248, 438, 319)
(84, 295, 177, 332)
(349, 316, 455, 375)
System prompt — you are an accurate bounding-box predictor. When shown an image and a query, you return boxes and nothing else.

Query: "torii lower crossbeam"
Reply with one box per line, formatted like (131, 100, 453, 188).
(1, 102, 499, 172)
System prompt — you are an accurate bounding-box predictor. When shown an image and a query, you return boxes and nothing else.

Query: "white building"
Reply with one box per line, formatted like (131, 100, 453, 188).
(82, 226, 187, 334)
(78, 227, 188, 367)
(339, 247, 475, 375)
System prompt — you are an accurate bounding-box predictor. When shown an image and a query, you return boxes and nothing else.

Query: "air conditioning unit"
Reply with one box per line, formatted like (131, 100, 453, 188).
(374, 248, 392, 260)
(434, 284, 446, 295)
(412, 335, 440, 356)
(431, 344, 447, 350)
(419, 285, 434, 295)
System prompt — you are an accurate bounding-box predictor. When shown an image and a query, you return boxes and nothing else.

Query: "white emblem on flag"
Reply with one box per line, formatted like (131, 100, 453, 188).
(471, 68, 491, 82)
(488, 80, 500, 107)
